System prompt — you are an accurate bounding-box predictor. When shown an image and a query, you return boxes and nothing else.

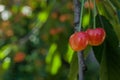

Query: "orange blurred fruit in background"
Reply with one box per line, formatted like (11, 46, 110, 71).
(59, 14, 69, 22)
(84, 1, 94, 9)
(14, 52, 26, 63)
(50, 27, 64, 35)
(51, 12, 58, 19)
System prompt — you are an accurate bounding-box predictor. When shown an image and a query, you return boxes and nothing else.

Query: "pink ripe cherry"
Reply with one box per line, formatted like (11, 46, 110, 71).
(86, 28, 106, 46)
(69, 32, 89, 51)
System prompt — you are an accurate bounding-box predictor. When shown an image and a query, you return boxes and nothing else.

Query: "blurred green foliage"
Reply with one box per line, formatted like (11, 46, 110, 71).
(0, 0, 120, 80)
(0, 0, 74, 80)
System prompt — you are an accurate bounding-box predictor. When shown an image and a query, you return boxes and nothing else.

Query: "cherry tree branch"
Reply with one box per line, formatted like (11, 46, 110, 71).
(73, 0, 86, 80)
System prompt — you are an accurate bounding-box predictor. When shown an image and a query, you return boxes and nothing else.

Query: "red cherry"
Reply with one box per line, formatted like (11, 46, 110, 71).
(86, 28, 106, 46)
(69, 32, 89, 51)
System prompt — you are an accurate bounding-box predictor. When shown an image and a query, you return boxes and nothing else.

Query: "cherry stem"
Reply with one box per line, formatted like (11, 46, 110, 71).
(79, 0, 85, 31)
(93, 0, 96, 29)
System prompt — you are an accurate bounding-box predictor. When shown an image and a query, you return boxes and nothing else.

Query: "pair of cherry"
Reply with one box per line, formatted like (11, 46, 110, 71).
(69, 28, 106, 51)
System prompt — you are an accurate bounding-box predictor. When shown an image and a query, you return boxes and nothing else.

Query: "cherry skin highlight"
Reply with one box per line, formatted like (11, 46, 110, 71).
(86, 28, 106, 46)
(69, 32, 89, 51)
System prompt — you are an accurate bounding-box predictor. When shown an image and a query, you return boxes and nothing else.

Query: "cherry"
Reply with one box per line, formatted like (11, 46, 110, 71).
(50, 27, 64, 35)
(86, 28, 106, 46)
(69, 32, 89, 51)
(14, 52, 26, 63)
(84, 1, 94, 9)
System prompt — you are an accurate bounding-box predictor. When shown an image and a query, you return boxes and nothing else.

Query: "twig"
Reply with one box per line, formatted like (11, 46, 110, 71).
(73, 0, 81, 32)
(77, 51, 86, 80)
(73, 0, 86, 80)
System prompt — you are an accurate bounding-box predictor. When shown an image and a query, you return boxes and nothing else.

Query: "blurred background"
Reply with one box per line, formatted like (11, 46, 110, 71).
(0, 0, 100, 80)
(0, 0, 75, 80)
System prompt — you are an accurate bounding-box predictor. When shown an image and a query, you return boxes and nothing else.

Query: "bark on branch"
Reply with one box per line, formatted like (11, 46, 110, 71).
(73, 0, 86, 80)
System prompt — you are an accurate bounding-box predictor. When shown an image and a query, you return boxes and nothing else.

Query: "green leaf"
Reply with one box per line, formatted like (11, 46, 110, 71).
(2, 57, 11, 70)
(117, 10, 120, 21)
(64, 44, 74, 63)
(109, 0, 120, 9)
(97, 1, 120, 41)
(82, 13, 90, 28)
(96, 1, 114, 19)
(100, 44, 120, 80)
(103, 1, 120, 41)
(94, 15, 120, 80)
(50, 53, 62, 75)
(96, 15, 119, 47)
(68, 53, 78, 80)
(45, 43, 57, 64)
(93, 43, 105, 63)
(0, 45, 12, 60)
(38, 11, 49, 23)
(84, 45, 92, 59)
(84, 51, 100, 80)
